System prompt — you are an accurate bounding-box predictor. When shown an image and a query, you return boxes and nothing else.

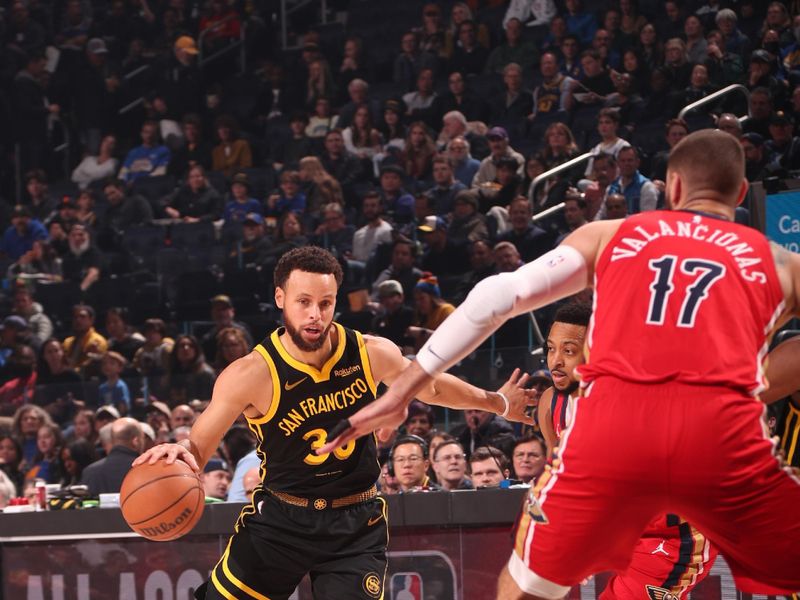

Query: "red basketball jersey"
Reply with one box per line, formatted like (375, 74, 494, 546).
(578, 210, 785, 394)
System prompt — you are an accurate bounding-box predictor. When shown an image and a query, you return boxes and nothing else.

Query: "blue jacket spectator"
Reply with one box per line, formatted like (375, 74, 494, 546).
(266, 171, 306, 217)
(448, 138, 481, 187)
(378, 165, 415, 224)
(600, 147, 659, 216)
(564, 0, 597, 45)
(272, 193, 306, 216)
(118, 121, 171, 184)
(224, 173, 263, 223)
(226, 449, 260, 502)
(1, 206, 47, 260)
(99, 379, 131, 411)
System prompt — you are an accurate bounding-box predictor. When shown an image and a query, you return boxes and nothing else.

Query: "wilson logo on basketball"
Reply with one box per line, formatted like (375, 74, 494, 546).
(136, 507, 193, 538)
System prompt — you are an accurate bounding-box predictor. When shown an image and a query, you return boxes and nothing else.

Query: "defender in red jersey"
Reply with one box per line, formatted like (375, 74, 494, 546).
(536, 303, 717, 600)
(324, 130, 800, 599)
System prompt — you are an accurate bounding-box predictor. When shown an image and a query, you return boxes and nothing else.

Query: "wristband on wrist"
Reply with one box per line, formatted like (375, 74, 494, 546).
(497, 392, 510, 417)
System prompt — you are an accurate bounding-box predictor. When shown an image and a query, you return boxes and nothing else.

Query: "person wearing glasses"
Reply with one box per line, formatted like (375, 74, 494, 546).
(390, 434, 441, 492)
(431, 439, 472, 490)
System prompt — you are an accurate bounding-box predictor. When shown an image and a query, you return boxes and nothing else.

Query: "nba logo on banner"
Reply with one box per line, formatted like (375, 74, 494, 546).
(390, 572, 423, 599)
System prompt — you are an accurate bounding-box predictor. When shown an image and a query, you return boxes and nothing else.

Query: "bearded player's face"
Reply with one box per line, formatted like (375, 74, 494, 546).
(546, 322, 586, 390)
(276, 270, 338, 352)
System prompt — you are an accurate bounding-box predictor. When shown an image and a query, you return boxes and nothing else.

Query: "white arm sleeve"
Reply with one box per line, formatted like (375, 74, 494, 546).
(416, 245, 588, 376)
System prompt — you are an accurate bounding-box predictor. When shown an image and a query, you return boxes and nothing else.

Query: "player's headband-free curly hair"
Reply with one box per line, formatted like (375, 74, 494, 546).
(553, 301, 592, 328)
(274, 246, 344, 290)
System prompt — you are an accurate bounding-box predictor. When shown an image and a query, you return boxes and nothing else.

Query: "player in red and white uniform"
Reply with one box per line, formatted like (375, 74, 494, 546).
(324, 130, 800, 598)
(538, 303, 717, 600)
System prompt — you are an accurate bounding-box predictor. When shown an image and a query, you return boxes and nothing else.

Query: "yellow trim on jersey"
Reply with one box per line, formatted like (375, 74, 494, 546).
(378, 495, 388, 600)
(782, 403, 800, 465)
(514, 511, 532, 557)
(235, 422, 266, 533)
(221, 537, 272, 600)
(248, 345, 282, 425)
(211, 564, 237, 600)
(270, 323, 347, 383)
(356, 330, 377, 395)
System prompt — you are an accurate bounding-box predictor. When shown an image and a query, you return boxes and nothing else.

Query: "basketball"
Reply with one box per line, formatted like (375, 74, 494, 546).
(120, 459, 205, 542)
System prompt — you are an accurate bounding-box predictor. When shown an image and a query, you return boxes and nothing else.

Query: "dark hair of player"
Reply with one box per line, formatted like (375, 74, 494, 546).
(668, 129, 744, 200)
(274, 246, 344, 290)
(553, 301, 592, 328)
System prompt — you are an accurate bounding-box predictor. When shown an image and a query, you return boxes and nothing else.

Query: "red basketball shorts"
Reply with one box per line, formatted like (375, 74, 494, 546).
(510, 378, 800, 595)
(598, 514, 718, 600)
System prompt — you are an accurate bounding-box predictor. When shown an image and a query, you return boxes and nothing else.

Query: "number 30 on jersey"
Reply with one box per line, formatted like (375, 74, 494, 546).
(303, 428, 356, 465)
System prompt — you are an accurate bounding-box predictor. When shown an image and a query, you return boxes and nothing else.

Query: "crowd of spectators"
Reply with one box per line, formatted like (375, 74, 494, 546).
(1, 0, 799, 506)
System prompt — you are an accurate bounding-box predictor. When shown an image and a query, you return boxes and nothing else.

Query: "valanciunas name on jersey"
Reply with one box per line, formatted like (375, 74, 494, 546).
(610, 218, 766, 284)
(278, 377, 371, 437)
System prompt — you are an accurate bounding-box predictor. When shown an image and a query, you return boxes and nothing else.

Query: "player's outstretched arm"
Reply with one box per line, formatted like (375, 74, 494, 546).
(416, 367, 537, 425)
(413, 221, 616, 378)
(322, 223, 614, 452)
(319, 336, 536, 454)
(762, 336, 800, 405)
(132, 352, 270, 472)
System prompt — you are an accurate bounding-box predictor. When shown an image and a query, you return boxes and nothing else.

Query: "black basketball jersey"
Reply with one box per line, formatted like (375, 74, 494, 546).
(776, 398, 800, 469)
(246, 323, 380, 497)
(533, 74, 565, 116)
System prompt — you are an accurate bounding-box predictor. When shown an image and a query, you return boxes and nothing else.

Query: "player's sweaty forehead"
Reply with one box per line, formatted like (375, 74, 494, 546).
(282, 270, 338, 299)
(547, 322, 587, 347)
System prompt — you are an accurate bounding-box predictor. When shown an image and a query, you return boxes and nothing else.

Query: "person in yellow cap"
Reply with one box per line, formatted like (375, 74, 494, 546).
(408, 273, 455, 352)
(157, 35, 203, 117)
(174, 35, 198, 59)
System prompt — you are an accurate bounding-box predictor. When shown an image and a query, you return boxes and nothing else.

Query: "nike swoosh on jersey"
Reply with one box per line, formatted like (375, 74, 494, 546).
(284, 377, 308, 391)
(367, 515, 383, 526)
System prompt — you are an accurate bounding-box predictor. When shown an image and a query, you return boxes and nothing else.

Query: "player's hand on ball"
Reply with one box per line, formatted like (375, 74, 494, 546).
(132, 443, 200, 473)
(497, 368, 538, 425)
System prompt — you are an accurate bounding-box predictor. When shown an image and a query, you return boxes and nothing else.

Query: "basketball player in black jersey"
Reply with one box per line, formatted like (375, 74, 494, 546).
(732, 331, 799, 600)
(135, 246, 537, 600)
(762, 335, 800, 470)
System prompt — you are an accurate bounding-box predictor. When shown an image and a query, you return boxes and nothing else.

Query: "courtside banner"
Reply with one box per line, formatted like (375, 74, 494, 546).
(765, 190, 800, 252)
(2, 530, 745, 599)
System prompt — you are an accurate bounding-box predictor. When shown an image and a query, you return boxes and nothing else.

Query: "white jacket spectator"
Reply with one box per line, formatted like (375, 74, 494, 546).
(503, 0, 557, 28)
(351, 192, 393, 262)
(71, 135, 118, 189)
(0, 470, 16, 509)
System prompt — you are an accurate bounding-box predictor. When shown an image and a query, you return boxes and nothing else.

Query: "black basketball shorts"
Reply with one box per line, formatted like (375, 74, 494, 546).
(197, 491, 388, 600)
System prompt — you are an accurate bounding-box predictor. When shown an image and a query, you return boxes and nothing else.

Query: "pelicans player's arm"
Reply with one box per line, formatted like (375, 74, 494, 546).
(135, 352, 273, 472)
(320, 221, 622, 452)
(537, 387, 557, 455)
(364, 334, 534, 423)
(762, 336, 800, 405)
